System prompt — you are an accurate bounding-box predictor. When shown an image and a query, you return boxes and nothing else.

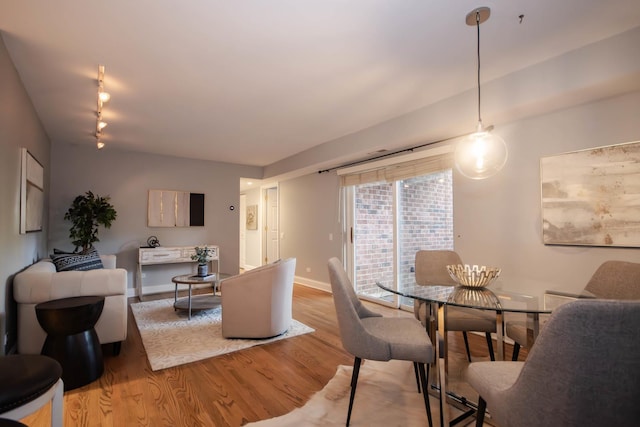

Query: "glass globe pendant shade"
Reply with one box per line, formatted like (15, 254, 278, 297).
(454, 122, 507, 179)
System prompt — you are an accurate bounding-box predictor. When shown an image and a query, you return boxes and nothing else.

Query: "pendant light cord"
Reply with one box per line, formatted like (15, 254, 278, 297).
(476, 10, 482, 125)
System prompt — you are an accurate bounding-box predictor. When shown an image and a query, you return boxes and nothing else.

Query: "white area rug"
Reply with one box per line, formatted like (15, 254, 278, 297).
(131, 298, 314, 371)
(246, 359, 478, 427)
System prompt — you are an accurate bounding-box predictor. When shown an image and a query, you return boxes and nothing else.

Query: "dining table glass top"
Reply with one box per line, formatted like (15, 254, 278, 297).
(376, 281, 554, 314)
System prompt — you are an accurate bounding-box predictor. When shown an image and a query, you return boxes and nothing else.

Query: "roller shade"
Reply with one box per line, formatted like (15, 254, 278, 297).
(339, 151, 453, 187)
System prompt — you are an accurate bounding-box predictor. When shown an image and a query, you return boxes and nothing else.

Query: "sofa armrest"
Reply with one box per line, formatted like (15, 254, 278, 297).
(14, 266, 127, 304)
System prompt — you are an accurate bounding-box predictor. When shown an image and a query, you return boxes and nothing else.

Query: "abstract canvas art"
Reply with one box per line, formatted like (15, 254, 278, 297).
(20, 148, 44, 233)
(540, 141, 640, 247)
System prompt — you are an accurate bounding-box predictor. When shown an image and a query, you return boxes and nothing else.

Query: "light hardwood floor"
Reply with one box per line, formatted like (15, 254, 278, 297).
(22, 285, 522, 426)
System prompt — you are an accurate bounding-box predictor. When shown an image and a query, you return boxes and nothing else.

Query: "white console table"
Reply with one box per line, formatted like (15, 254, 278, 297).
(137, 245, 219, 299)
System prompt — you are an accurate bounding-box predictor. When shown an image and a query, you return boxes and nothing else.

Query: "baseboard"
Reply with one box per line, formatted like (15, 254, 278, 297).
(294, 276, 331, 293)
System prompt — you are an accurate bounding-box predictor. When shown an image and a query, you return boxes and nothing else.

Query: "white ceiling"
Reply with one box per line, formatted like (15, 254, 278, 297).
(2, 1, 640, 168)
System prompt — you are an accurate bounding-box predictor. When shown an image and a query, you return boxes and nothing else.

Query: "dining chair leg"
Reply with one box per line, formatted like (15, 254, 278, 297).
(485, 333, 495, 361)
(512, 343, 520, 361)
(346, 357, 362, 426)
(417, 362, 434, 427)
(475, 396, 487, 427)
(413, 362, 421, 392)
(462, 331, 472, 362)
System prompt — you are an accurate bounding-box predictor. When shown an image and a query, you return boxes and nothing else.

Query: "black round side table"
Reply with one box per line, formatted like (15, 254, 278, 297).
(35, 296, 105, 391)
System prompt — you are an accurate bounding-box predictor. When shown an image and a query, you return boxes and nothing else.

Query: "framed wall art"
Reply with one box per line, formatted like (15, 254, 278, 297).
(246, 204, 257, 230)
(540, 140, 640, 247)
(20, 148, 44, 234)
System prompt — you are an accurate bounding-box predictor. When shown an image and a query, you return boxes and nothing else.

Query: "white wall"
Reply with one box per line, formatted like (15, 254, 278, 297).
(0, 34, 50, 353)
(280, 91, 640, 294)
(49, 144, 262, 292)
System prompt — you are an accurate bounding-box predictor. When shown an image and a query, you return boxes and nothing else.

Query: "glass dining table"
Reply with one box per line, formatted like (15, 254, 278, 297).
(376, 280, 557, 427)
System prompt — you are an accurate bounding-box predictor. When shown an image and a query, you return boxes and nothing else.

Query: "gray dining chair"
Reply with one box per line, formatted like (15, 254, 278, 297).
(507, 260, 640, 360)
(467, 299, 640, 427)
(414, 250, 496, 361)
(327, 257, 434, 427)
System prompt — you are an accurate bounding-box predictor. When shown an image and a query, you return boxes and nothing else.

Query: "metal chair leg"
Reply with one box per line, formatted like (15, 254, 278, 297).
(512, 343, 520, 361)
(476, 396, 487, 426)
(463, 331, 472, 362)
(417, 362, 434, 427)
(346, 357, 362, 426)
(413, 362, 421, 392)
(485, 332, 495, 361)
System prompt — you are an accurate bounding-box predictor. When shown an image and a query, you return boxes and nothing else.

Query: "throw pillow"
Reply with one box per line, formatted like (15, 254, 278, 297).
(51, 247, 104, 272)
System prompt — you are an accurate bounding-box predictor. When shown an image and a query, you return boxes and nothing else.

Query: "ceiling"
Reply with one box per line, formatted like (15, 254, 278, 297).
(2, 1, 640, 169)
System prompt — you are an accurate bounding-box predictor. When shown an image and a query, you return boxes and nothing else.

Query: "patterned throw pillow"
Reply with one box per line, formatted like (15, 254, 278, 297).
(51, 247, 104, 272)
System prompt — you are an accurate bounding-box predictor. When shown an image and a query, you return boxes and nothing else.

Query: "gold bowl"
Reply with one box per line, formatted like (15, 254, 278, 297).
(446, 264, 501, 288)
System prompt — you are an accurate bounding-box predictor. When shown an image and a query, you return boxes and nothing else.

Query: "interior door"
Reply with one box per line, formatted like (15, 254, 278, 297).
(263, 187, 279, 264)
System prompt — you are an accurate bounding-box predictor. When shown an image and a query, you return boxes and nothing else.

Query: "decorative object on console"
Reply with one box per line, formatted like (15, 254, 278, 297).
(146, 236, 160, 247)
(191, 246, 214, 277)
(64, 191, 117, 252)
(446, 264, 501, 288)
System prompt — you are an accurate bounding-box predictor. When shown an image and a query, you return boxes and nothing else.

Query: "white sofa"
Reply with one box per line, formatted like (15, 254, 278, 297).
(221, 258, 296, 339)
(13, 255, 127, 355)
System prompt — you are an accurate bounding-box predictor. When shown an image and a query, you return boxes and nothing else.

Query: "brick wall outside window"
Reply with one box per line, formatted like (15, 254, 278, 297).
(354, 170, 453, 296)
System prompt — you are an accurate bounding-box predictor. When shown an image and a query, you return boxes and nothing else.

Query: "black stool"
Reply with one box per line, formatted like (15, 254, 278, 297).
(36, 296, 105, 391)
(0, 419, 27, 427)
(0, 354, 63, 426)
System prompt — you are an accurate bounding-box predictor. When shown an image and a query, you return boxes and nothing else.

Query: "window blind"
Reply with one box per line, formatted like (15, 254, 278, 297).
(338, 151, 453, 187)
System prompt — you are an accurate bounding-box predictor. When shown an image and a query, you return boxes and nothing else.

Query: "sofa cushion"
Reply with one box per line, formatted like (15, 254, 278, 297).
(50, 248, 103, 272)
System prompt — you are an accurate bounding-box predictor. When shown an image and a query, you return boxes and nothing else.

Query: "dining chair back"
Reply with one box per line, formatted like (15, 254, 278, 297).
(414, 250, 496, 362)
(507, 259, 640, 360)
(583, 260, 640, 299)
(328, 257, 434, 426)
(468, 299, 640, 427)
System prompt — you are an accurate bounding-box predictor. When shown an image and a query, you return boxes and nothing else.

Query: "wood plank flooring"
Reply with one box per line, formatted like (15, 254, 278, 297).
(21, 285, 524, 426)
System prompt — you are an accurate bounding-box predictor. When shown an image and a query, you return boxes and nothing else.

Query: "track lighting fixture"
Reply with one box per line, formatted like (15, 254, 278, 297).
(95, 65, 111, 150)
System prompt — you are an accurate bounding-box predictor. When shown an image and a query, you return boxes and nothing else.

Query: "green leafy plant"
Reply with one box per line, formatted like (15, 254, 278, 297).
(191, 246, 213, 265)
(64, 191, 117, 252)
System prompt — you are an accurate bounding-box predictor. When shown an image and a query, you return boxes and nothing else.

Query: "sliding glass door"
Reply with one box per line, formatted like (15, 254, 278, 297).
(346, 169, 453, 308)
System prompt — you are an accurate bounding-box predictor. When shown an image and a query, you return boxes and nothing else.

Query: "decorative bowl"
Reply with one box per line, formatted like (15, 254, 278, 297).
(446, 264, 501, 288)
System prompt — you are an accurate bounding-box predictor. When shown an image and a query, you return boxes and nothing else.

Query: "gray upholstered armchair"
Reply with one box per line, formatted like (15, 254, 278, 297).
(221, 258, 296, 339)
(467, 300, 640, 427)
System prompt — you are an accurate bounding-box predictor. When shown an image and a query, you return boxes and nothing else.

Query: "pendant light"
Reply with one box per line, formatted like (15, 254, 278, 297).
(454, 7, 507, 180)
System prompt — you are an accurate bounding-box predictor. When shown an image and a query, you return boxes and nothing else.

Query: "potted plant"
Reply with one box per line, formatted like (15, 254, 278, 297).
(64, 191, 117, 252)
(191, 246, 213, 276)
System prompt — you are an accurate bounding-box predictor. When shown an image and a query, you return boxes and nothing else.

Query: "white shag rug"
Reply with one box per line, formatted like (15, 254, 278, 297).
(131, 298, 315, 371)
(246, 359, 479, 427)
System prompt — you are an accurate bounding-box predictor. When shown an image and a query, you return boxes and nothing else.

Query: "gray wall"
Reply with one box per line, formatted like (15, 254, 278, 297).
(49, 144, 262, 292)
(279, 171, 343, 286)
(0, 34, 50, 353)
(280, 90, 640, 294)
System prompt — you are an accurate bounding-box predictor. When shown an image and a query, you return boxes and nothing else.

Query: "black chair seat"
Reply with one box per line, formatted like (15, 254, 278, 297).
(0, 355, 62, 413)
